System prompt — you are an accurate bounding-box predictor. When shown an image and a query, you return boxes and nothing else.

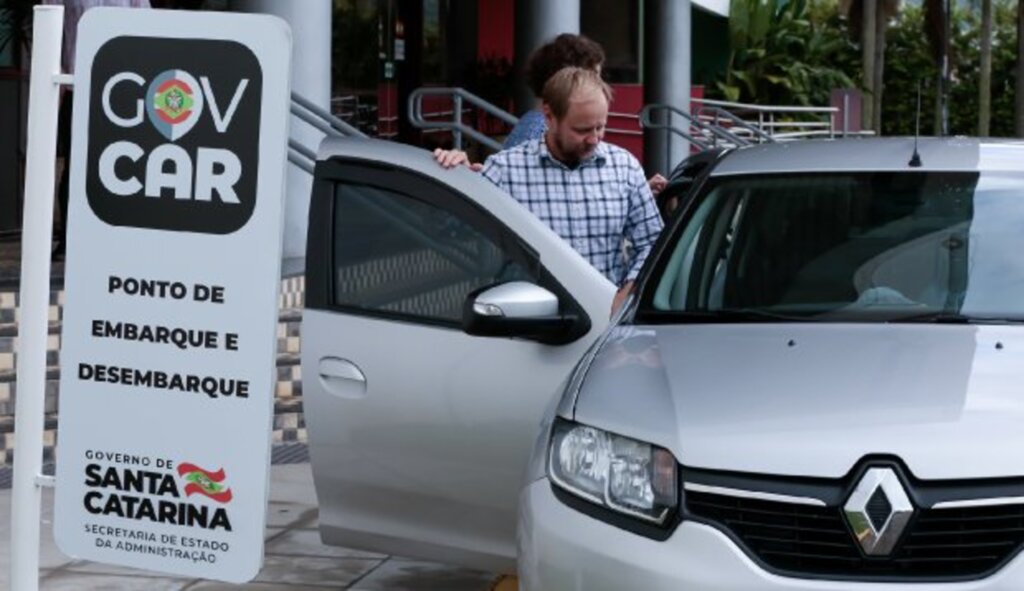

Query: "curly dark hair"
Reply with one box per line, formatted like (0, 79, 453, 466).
(525, 33, 605, 98)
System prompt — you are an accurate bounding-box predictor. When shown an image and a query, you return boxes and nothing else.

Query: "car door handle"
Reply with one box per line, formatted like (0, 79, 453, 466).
(317, 357, 367, 399)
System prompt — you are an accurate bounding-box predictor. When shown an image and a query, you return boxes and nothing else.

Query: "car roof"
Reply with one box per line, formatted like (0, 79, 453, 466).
(710, 137, 1024, 176)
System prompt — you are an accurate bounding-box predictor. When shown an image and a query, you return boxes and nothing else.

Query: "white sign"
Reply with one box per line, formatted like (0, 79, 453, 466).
(53, 8, 291, 583)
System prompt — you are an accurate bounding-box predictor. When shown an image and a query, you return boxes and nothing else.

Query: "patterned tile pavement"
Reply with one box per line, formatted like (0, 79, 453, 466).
(0, 463, 505, 590)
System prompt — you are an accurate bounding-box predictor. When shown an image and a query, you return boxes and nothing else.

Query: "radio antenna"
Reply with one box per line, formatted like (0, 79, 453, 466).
(909, 80, 923, 167)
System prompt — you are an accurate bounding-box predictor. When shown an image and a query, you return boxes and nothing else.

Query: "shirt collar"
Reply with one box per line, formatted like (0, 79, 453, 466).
(534, 136, 609, 170)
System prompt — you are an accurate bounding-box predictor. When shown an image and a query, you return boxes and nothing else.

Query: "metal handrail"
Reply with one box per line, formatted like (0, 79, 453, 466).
(286, 92, 367, 175)
(692, 96, 840, 116)
(409, 87, 519, 151)
(291, 92, 368, 139)
(640, 104, 749, 150)
(289, 138, 316, 161)
(288, 139, 315, 174)
(691, 97, 839, 139)
(694, 105, 775, 143)
(288, 150, 314, 174)
(638, 106, 710, 151)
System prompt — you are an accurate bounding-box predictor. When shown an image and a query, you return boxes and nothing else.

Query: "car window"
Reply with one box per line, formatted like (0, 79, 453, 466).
(332, 181, 535, 325)
(657, 152, 718, 221)
(642, 171, 1024, 322)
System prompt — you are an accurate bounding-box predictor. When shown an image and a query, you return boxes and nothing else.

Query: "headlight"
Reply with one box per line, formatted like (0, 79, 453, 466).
(548, 419, 678, 525)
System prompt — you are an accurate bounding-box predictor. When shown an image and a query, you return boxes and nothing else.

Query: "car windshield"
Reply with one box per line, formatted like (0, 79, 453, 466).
(640, 171, 1024, 323)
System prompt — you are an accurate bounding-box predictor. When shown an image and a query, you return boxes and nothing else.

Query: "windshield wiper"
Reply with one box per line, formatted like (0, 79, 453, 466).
(641, 308, 814, 323)
(888, 312, 1024, 325)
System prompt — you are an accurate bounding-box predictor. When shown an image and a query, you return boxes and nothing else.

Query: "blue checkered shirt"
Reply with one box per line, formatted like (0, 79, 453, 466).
(481, 139, 664, 286)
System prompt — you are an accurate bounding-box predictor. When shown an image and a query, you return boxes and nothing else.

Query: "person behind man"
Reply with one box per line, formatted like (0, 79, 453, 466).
(442, 33, 667, 195)
(437, 67, 664, 315)
(505, 33, 666, 195)
(504, 33, 605, 149)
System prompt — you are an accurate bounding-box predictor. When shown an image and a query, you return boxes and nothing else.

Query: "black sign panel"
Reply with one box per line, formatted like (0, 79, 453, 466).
(86, 37, 262, 234)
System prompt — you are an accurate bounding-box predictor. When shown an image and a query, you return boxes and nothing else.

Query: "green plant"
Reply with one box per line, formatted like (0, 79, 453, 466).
(882, 0, 1017, 136)
(713, 0, 858, 106)
(879, 4, 938, 135)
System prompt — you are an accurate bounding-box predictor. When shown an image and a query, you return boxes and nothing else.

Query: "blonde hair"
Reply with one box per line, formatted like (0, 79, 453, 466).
(541, 67, 613, 119)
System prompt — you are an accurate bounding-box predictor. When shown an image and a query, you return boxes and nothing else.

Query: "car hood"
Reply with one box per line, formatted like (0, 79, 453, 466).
(572, 323, 1024, 480)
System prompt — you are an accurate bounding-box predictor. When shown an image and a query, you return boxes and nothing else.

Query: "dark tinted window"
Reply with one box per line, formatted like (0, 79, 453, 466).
(581, 0, 640, 83)
(332, 182, 533, 324)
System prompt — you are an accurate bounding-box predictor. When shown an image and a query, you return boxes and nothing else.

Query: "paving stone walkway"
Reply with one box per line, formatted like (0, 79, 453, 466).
(0, 463, 503, 590)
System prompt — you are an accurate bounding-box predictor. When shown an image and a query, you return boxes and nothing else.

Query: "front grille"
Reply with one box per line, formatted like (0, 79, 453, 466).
(687, 491, 1024, 580)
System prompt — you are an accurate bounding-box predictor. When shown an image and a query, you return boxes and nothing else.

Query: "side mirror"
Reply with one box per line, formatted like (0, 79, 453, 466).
(462, 281, 584, 345)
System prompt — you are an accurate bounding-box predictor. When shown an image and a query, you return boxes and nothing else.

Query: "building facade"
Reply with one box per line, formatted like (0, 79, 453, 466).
(0, 0, 729, 243)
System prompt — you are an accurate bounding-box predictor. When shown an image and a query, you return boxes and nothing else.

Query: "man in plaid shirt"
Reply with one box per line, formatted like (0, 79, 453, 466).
(436, 67, 663, 314)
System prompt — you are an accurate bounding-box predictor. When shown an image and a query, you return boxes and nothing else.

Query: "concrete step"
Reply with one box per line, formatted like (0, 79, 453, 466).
(0, 318, 63, 339)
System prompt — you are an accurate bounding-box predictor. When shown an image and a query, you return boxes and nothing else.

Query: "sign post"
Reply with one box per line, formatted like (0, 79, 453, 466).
(11, 6, 64, 591)
(52, 8, 291, 583)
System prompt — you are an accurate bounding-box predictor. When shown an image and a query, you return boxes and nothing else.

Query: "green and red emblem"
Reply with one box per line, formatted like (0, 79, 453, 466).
(146, 70, 204, 141)
(177, 463, 233, 503)
(154, 81, 194, 123)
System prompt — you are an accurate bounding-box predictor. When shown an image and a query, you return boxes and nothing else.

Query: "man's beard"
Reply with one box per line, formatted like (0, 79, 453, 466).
(554, 135, 594, 167)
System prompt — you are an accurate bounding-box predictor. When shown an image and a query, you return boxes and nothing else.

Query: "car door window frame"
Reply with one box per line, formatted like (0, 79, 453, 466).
(306, 157, 591, 335)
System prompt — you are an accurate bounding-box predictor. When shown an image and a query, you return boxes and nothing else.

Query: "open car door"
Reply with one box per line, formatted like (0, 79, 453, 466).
(657, 147, 726, 220)
(302, 138, 615, 573)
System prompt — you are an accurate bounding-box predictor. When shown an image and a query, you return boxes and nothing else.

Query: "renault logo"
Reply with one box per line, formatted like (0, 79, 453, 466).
(843, 467, 914, 556)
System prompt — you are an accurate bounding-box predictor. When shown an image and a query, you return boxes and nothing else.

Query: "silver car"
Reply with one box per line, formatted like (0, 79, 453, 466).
(303, 137, 1024, 589)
